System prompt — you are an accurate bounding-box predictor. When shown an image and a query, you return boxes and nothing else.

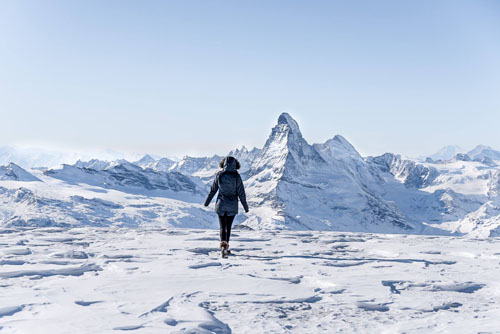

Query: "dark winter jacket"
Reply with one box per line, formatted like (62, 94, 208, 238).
(204, 156, 249, 216)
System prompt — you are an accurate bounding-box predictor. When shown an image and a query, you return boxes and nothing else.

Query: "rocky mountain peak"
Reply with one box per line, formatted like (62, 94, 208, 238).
(256, 113, 325, 171)
(324, 135, 361, 158)
(277, 113, 302, 136)
(135, 154, 156, 166)
(429, 145, 466, 161)
(0, 163, 41, 182)
(467, 145, 500, 161)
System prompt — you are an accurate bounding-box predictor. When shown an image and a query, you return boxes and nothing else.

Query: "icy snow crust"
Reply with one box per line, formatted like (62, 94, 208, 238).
(0, 227, 499, 333)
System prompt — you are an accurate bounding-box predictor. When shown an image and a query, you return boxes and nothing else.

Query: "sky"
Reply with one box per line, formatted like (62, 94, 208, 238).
(1, 0, 499, 158)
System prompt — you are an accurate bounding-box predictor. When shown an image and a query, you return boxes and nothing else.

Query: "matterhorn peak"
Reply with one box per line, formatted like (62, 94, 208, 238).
(277, 113, 301, 136)
(260, 113, 305, 153)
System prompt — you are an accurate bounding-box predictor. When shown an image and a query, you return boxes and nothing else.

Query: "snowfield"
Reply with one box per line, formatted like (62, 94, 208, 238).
(1, 226, 499, 333)
(2, 113, 500, 332)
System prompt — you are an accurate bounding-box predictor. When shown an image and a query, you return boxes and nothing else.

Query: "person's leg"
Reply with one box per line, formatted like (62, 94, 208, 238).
(218, 214, 227, 245)
(226, 215, 235, 243)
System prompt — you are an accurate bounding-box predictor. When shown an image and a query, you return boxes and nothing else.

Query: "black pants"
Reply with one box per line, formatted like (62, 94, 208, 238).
(218, 213, 235, 243)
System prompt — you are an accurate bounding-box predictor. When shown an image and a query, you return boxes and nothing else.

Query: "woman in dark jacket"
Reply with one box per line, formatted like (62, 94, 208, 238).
(204, 156, 249, 256)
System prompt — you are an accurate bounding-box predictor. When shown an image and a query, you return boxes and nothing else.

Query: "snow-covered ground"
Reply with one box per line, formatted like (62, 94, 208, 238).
(1, 226, 499, 333)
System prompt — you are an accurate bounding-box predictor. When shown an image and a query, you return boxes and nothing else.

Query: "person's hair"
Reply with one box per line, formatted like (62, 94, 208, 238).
(219, 156, 240, 170)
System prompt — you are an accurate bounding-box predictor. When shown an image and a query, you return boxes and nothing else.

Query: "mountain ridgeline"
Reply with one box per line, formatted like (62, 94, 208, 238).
(1, 113, 500, 237)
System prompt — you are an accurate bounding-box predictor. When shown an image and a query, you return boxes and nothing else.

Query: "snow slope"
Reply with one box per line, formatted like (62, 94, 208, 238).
(0, 226, 498, 333)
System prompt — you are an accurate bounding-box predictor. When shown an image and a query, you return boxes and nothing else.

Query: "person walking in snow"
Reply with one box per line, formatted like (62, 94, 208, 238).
(204, 156, 249, 257)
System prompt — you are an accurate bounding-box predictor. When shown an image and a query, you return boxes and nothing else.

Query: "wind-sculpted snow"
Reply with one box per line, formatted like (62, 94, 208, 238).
(0, 227, 499, 333)
(0, 263, 102, 279)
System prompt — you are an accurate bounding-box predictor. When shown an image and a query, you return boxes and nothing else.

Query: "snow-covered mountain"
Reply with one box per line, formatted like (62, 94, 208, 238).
(148, 157, 176, 172)
(45, 161, 200, 195)
(466, 145, 500, 161)
(0, 163, 41, 182)
(133, 154, 157, 168)
(427, 145, 467, 161)
(369, 153, 438, 189)
(1, 113, 500, 236)
(0, 165, 213, 228)
(74, 159, 113, 171)
(228, 146, 261, 174)
(243, 113, 413, 233)
(168, 155, 223, 186)
(426, 145, 500, 164)
(0, 145, 144, 169)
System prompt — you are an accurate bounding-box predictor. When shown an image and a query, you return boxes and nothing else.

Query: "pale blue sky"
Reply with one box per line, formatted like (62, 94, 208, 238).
(1, 1, 499, 158)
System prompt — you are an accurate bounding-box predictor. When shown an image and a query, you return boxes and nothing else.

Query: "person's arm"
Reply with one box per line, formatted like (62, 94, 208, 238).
(236, 174, 249, 213)
(204, 172, 219, 207)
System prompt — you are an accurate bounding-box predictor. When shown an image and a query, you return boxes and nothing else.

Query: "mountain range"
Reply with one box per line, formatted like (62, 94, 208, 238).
(1, 113, 500, 237)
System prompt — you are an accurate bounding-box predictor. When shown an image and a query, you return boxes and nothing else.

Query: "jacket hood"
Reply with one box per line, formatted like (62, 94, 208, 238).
(222, 156, 238, 172)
